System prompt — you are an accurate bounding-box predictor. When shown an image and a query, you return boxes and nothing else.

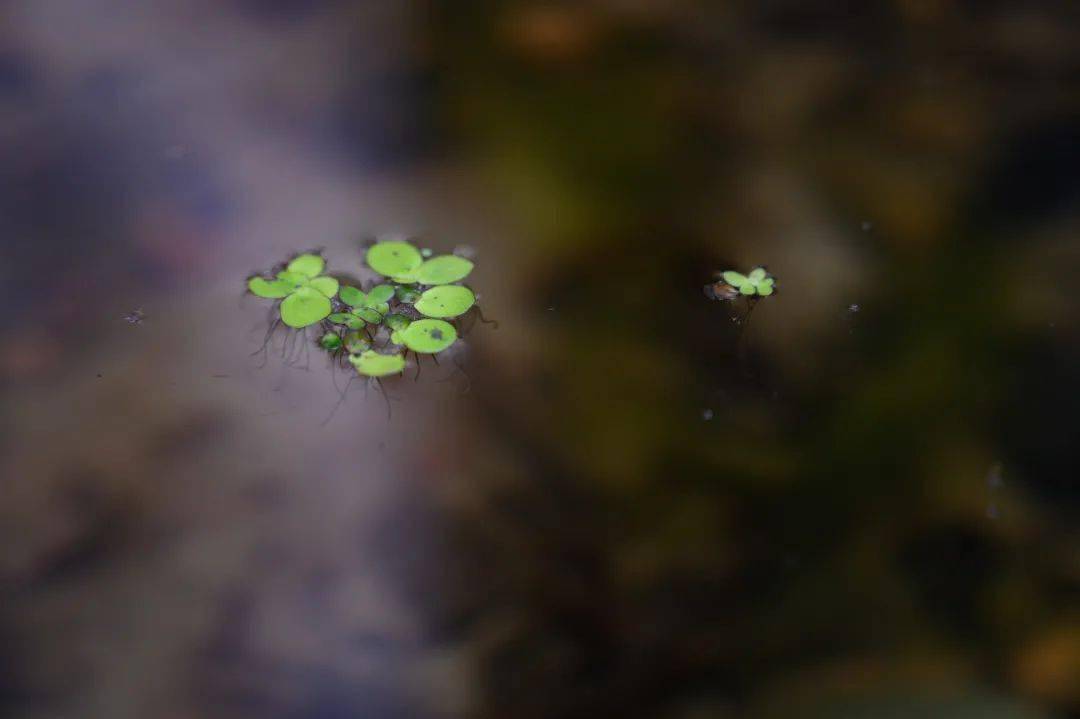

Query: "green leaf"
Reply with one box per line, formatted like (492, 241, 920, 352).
(384, 313, 411, 332)
(414, 255, 474, 285)
(739, 281, 756, 296)
(349, 350, 405, 377)
(722, 271, 747, 286)
(415, 285, 476, 319)
(399, 319, 457, 353)
(280, 286, 332, 328)
(757, 279, 775, 296)
(356, 307, 385, 324)
(328, 312, 364, 329)
(343, 331, 371, 354)
(307, 276, 339, 298)
(339, 286, 366, 307)
(366, 284, 395, 304)
(248, 277, 292, 298)
(286, 253, 325, 278)
(319, 333, 342, 351)
(748, 267, 767, 282)
(276, 270, 308, 287)
(390, 330, 403, 345)
(366, 241, 422, 278)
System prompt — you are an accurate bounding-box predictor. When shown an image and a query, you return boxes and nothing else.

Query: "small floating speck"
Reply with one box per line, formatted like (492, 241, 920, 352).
(861, 221, 873, 231)
(702, 409, 714, 421)
(848, 304, 860, 313)
(123, 309, 145, 325)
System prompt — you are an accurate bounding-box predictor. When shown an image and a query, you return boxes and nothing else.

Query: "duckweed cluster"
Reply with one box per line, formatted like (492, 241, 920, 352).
(246, 239, 478, 378)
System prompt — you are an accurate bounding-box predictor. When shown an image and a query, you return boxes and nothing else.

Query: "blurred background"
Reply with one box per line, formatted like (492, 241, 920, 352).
(1, 1, 1079, 717)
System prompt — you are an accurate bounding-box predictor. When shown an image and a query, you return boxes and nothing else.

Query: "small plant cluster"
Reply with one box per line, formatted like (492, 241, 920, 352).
(247, 240, 478, 378)
(704, 266, 776, 301)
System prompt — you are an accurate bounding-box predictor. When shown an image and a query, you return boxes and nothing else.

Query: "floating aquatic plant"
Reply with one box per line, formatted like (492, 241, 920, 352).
(348, 350, 406, 377)
(720, 267, 775, 297)
(246, 239, 489, 390)
(247, 253, 340, 328)
(328, 284, 395, 328)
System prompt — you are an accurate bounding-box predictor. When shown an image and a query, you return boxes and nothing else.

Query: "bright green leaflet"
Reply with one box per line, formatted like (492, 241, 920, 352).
(415, 285, 475, 319)
(248, 277, 291, 298)
(722, 271, 746, 286)
(276, 270, 308, 287)
(395, 285, 421, 303)
(748, 267, 767, 282)
(340, 286, 365, 307)
(280, 287, 333, 328)
(367, 284, 395, 304)
(366, 241, 422, 278)
(399, 319, 457, 353)
(319, 333, 342, 351)
(286, 253, 325, 278)
(306, 276, 339, 298)
(349, 350, 405, 377)
(414, 255, 474, 285)
(739, 282, 755, 295)
(757, 278, 775, 296)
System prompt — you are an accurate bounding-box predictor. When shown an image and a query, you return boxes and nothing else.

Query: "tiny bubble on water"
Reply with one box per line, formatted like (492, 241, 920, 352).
(848, 304, 860, 313)
(861, 221, 873, 231)
(702, 409, 714, 421)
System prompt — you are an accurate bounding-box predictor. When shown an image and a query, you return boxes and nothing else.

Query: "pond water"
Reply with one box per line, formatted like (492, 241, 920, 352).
(1, 2, 1078, 718)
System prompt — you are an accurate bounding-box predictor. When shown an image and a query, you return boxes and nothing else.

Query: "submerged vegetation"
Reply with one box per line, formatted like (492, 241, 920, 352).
(246, 239, 488, 392)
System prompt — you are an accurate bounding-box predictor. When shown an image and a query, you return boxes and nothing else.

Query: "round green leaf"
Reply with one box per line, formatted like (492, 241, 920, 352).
(390, 330, 403, 345)
(415, 285, 475, 319)
(280, 286, 332, 328)
(414, 255, 474, 285)
(339, 285, 366, 307)
(739, 282, 756, 296)
(328, 312, 364, 329)
(722, 271, 747, 286)
(366, 284, 395, 304)
(307, 276, 339, 298)
(356, 307, 385, 324)
(319, 333, 342, 351)
(349, 350, 405, 377)
(366, 241, 422, 278)
(248, 277, 291, 298)
(286, 253, 325, 278)
(757, 279, 775, 296)
(748, 267, 767, 282)
(384, 313, 411, 332)
(343, 331, 371, 354)
(399, 319, 457, 353)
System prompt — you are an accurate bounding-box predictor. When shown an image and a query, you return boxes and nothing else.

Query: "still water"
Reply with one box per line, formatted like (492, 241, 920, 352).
(1, 2, 1078, 718)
